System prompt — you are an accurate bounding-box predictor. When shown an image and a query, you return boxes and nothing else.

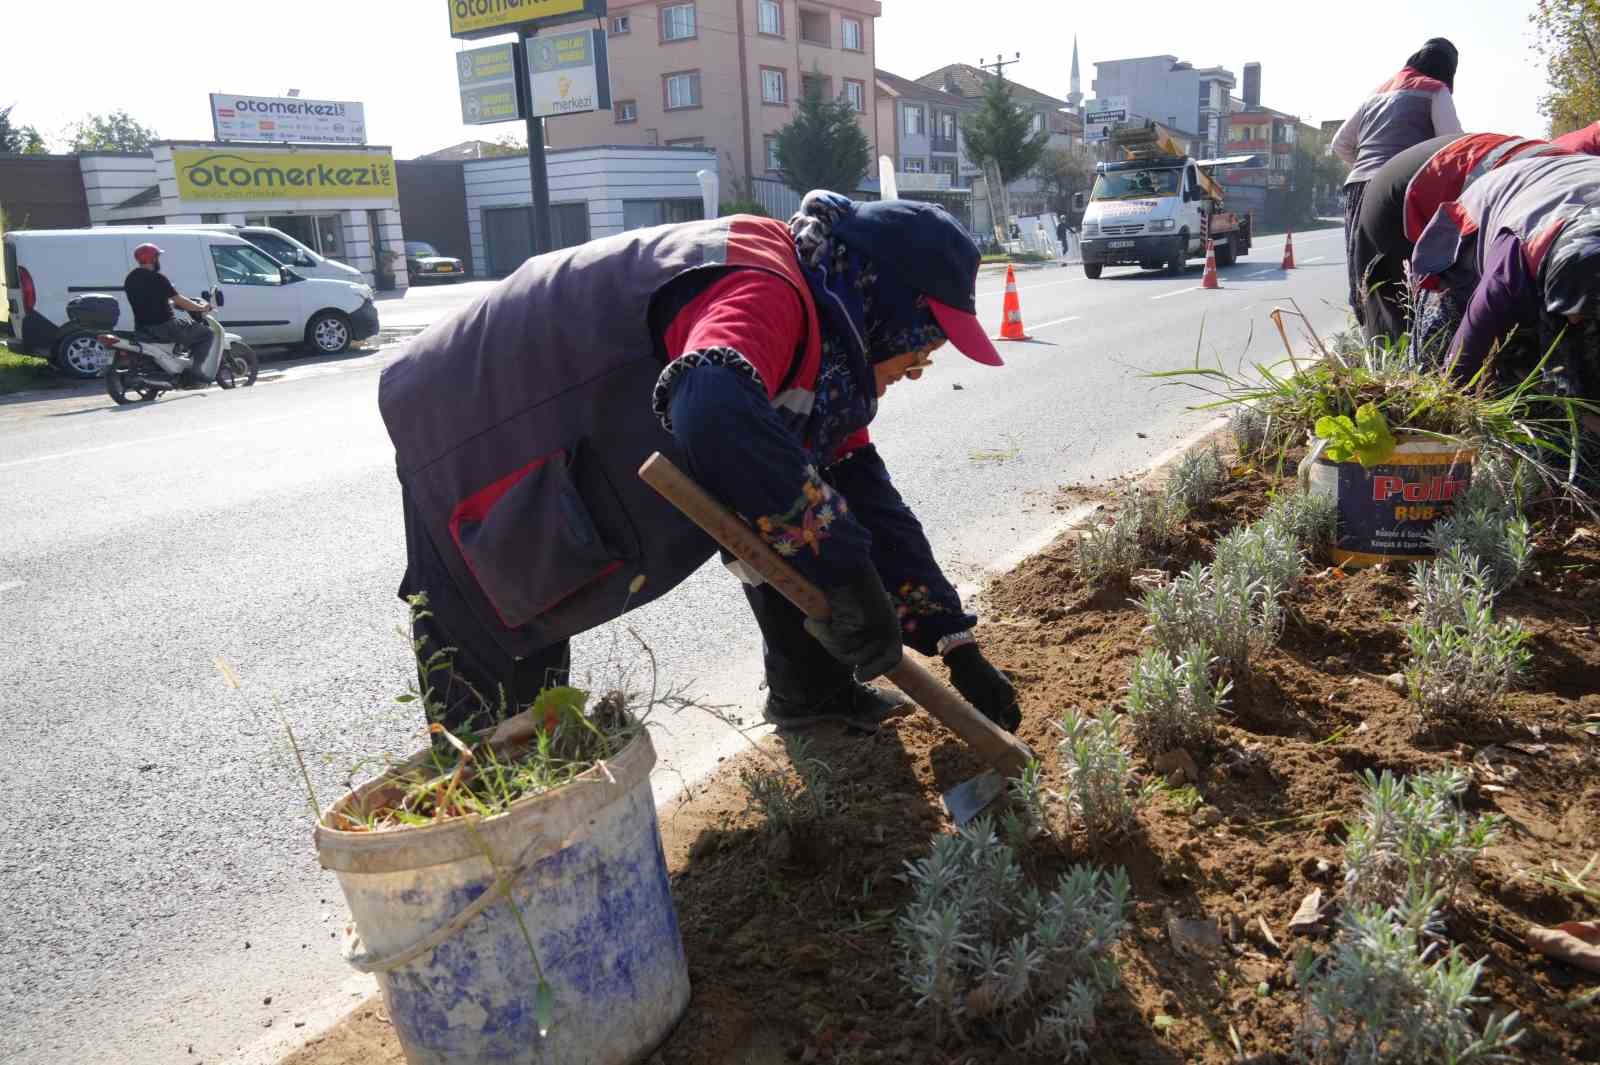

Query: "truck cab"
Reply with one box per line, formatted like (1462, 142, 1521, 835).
(1077, 124, 1253, 279)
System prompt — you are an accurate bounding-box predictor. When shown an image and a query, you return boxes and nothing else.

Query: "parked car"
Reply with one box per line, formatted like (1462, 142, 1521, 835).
(405, 241, 467, 284)
(2, 227, 379, 378)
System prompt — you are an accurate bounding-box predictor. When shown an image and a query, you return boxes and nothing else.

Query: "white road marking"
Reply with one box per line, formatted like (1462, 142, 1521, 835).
(1150, 285, 1204, 301)
(0, 415, 299, 472)
(1028, 315, 1082, 330)
(1248, 267, 1279, 277)
(1300, 256, 1327, 264)
(975, 277, 1080, 299)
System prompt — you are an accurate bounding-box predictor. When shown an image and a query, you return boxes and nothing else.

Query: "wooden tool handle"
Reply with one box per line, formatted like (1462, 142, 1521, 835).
(639, 452, 1034, 777)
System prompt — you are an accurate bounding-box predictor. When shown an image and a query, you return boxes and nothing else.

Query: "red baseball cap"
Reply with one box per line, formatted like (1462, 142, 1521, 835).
(928, 298, 1005, 366)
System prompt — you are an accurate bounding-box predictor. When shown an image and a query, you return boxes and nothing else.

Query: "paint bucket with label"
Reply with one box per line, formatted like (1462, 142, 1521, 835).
(315, 729, 688, 1065)
(1300, 433, 1475, 568)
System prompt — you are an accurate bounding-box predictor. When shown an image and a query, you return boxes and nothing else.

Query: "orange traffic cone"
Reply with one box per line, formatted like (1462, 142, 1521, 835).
(1201, 239, 1220, 289)
(1282, 228, 1296, 270)
(996, 264, 1031, 341)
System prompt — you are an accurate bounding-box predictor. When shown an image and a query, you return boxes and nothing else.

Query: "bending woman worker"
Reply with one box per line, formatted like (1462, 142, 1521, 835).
(1352, 132, 1569, 342)
(379, 192, 1023, 737)
(1332, 37, 1462, 325)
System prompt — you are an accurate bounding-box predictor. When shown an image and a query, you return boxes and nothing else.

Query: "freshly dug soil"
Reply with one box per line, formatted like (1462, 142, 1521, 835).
(286, 467, 1600, 1065)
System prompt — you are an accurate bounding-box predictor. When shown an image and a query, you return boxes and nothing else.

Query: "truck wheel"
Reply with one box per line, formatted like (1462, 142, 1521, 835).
(1166, 233, 1187, 276)
(1083, 262, 1103, 279)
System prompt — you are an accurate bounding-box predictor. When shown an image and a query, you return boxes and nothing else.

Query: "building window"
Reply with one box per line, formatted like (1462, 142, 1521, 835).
(801, 73, 831, 100)
(201, 213, 222, 224)
(940, 111, 957, 142)
(931, 158, 957, 178)
(610, 14, 631, 34)
(765, 135, 782, 171)
(841, 16, 863, 51)
(843, 79, 865, 112)
(624, 198, 704, 230)
(902, 104, 925, 136)
(758, 0, 782, 36)
(902, 157, 926, 173)
(798, 8, 829, 46)
(762, 68, 787, 105)
(664, 71, 702, 110)
(661, 3, 696, 41)
(615, 99, 638, 123)
(1030, 113, 1045, 135)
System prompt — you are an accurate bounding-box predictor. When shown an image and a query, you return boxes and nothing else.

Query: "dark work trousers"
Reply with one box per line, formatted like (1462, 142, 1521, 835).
(399, 486, 570, 734)
(741, 579, 854, 705)
(145, 317, 214, 382)
(1342, 180, 1370, 327)
(1355, 136, 1456, 344)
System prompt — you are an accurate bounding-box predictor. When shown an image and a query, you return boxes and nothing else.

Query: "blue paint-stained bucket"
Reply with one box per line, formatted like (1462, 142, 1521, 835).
(315, 730, 689, 1065)
(1302, 433, 1475, 568)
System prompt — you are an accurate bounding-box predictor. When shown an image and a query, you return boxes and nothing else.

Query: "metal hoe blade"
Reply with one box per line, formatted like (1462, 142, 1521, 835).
(941, 770, 1005, 826)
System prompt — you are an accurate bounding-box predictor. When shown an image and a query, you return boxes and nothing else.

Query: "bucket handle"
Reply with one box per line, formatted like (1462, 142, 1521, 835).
(1297, 436, 1328, 494)
(344, 825, 553, 975)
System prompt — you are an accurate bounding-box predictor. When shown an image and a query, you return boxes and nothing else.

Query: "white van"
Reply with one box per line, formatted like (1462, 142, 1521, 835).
(97, 223, 368, 285)
(2, 227, 379, 377)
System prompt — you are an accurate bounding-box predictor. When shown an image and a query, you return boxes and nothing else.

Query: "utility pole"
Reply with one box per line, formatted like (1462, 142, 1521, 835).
(979, 52, 1021, 81)
(516, 28, 553, 257)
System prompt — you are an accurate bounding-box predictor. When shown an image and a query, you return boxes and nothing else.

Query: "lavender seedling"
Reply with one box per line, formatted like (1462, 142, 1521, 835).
(1055, 708, 1139, 841)
(738, 735, 836, 833)
(1212, 520, 1303, 599)
(1342, 768, 1501, 909)
(1165, 444, 1228, 513)
(1297, 886, 1522, 1065)
(1410, 546, 1495, 631)
(1427, 483, 1532, 591)
(1078, 488, 1185, 588)
(1004, 759, 1054, 846)
(895, 815, 1130, 1053)
(1405, 597, 1531, 726)
(1123, 643, 1231, 754)
(1142, 560, 1284, 675)
(1261, 488, 1339, 559)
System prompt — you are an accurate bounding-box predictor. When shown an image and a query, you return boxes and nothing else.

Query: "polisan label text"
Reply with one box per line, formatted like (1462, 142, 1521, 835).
(174, 149, 396, 202)
(1370, 473, 1469, 503)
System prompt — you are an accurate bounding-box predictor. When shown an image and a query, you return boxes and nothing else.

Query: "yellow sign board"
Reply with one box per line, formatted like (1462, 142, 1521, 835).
(448, 0, 588, 38)
(174, 149, 398, 203)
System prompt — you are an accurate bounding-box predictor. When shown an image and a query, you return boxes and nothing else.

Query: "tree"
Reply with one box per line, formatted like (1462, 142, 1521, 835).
(65, 110, 158, 153)
(962, 77, 1050, 236)
(0, 105, 46, 154)
(479, 133, 527, 158)
(1530, 0, 1600, 136)
(1033, 146, 1095, 222)
(773, 79, 870, 197)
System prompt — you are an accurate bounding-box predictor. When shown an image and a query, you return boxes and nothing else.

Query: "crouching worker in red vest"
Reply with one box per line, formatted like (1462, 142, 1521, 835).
(378, 191, 1022, 738)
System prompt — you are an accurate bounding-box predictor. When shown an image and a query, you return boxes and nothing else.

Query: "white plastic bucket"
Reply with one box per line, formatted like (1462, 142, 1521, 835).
(315, 729, 689, 1065)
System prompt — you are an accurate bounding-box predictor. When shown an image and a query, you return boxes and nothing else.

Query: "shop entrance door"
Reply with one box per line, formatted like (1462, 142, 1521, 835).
(257, 214, 349, 266)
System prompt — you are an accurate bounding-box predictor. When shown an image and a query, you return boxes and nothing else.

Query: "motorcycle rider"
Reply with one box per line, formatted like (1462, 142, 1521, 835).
(123, 243, 214, 384)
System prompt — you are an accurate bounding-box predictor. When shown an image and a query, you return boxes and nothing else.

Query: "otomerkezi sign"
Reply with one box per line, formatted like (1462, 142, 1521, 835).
(447, 0, 605, 39)
(209, 94, 367, 145)
(173, 149, 398, 202)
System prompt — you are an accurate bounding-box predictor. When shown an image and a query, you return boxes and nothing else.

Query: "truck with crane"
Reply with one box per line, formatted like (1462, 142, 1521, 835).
(1075, 122, 1256, 279)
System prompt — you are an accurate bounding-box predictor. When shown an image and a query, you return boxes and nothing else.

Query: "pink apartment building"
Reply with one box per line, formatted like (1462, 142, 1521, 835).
(546, 0, 884, 185)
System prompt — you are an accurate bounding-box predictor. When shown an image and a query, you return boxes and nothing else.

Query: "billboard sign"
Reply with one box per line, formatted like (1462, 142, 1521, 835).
(210, 94, 367, 145)
(447, 0, 605, 39)
(174, 148, 397, 202)
(526, 29, 611, 118)
(458, 42, 524, 124)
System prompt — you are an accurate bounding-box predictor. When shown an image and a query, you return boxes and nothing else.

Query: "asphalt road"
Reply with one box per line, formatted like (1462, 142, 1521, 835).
(0, 228, 1350, 1065)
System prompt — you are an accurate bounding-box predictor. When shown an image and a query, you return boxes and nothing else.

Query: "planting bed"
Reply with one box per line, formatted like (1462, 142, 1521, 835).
(287, 463, 1600, 1065)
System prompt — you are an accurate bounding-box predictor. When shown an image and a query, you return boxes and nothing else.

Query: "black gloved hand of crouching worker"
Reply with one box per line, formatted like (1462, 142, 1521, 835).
(944, 643, 1021, 732)
(803, 565, 905, 681)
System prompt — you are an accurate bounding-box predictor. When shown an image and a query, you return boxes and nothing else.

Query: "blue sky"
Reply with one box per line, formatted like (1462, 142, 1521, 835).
(4, 1, 1553, 158)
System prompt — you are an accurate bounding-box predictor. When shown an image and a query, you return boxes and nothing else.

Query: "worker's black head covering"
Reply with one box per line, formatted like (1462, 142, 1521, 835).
(1406, 38, 1458, 91)
(1544, 208, 1600, 317)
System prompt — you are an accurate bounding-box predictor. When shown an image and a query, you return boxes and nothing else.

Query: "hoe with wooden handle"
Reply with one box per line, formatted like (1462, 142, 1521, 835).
(639, 453, 1032, 823)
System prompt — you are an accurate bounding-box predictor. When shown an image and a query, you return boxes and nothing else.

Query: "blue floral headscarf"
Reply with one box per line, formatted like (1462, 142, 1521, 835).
(789, 191, 946, 462)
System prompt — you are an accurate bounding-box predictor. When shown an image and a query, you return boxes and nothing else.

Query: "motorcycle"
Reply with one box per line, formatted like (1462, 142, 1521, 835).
(65, 294, 259, 404)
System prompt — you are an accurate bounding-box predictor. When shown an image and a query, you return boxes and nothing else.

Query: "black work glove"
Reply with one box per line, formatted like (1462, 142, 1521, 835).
(944, 643, 1021, 732)
(803, 566, 904, 681)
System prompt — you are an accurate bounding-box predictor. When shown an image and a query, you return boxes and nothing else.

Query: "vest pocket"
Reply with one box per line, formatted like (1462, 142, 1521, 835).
(449, 444, 631, 630)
